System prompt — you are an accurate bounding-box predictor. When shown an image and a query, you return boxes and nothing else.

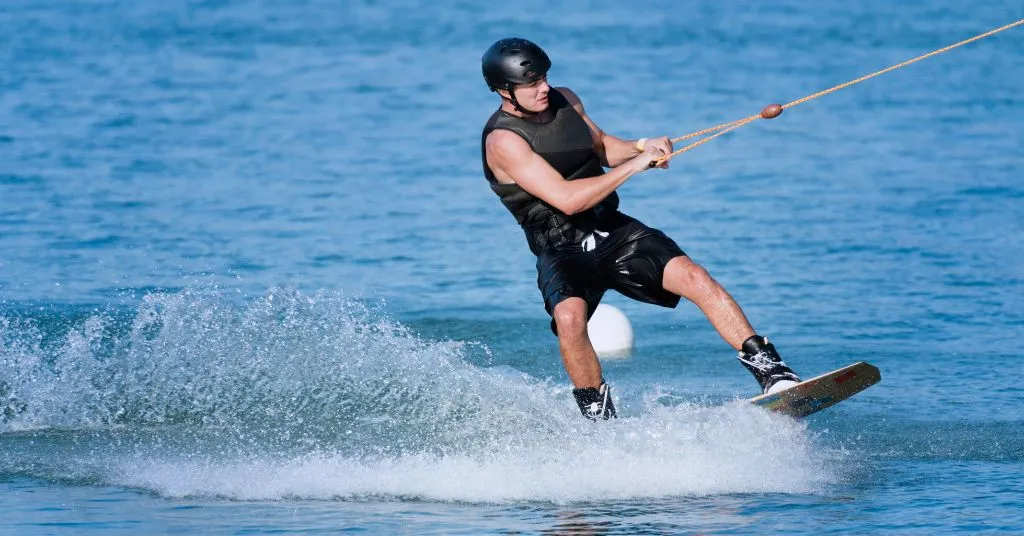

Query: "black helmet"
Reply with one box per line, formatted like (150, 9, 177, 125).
(482, 38, 551, 92)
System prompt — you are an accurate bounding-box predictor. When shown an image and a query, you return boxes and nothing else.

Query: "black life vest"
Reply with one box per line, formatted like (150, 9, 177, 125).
(481, 89, 619, 254)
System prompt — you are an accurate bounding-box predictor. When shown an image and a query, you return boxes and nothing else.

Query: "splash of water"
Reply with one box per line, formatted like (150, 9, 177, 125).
(0, 288, 839, 501)
(113, 402, 832, 502)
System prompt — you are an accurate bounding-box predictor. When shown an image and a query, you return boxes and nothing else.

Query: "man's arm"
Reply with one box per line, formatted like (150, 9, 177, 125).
(485, 129, 662, 216)
(558, 87, 672, 169)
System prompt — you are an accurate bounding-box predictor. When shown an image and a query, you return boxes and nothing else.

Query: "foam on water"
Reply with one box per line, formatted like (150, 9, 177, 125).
(0, 289, 838, 502)
(114, 403, 831, 503)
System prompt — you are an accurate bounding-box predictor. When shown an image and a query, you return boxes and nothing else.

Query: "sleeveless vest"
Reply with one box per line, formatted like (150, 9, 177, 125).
(481, 89, 619, 255)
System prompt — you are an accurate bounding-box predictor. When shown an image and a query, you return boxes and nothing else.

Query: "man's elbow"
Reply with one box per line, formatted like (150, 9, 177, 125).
(556, 195, 586, 216)
(596, 140, 611, 167)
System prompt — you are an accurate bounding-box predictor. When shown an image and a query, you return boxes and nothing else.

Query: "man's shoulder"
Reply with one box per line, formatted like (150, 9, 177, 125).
(554, 86, 578, 101)
(553, 86, 582, 108)
(482, 107, 505, 132)
(483, 109, 524, 145)
(485, 128, 530, 154)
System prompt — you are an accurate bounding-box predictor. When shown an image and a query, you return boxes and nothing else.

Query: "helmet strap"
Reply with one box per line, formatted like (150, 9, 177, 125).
(506, 84, 537, 115)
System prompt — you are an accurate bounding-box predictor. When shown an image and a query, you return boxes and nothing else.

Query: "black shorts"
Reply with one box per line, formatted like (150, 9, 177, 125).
(536, 212, 686, 335)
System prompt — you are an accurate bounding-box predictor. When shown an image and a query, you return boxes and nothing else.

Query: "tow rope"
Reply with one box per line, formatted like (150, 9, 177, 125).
(651, 18, 1024, 167)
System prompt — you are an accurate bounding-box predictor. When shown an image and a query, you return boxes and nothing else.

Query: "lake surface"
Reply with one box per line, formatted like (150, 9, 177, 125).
(2, 1, 1022, 533)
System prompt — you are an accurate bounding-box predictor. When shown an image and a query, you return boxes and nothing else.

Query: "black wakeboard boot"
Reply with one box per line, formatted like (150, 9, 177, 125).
(737, 335, 801, 394)
(572, 381, 617, 420)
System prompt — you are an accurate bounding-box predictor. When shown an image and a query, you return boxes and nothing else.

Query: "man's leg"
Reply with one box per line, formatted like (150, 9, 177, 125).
(590, 215, 797, 394)
(552, 297, 617, 419)
(552, 297, 602, 388)
(661, 255, 801, 393)
(661, 255, 754, 351)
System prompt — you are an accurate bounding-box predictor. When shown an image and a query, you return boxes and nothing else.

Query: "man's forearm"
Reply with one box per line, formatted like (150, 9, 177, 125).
(559, 158, 645, 215)
(601, 134, 643, 168)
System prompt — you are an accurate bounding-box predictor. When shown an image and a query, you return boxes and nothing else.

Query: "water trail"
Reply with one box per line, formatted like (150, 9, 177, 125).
(0, 288, 838, 502)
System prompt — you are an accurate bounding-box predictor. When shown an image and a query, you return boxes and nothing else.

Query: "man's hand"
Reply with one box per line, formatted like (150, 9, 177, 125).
(643, 135, 675, 162)
(631, 138, 673, 172)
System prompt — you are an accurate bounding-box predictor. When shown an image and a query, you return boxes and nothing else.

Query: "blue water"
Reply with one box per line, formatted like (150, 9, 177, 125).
(2, 0, 1023, 533)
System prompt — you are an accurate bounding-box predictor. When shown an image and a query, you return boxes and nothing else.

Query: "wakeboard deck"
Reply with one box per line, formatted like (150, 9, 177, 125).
(749, 361, 881, 418)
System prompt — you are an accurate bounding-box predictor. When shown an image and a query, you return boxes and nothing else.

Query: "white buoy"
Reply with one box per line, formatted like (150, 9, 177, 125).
(587, 303, 634, 359)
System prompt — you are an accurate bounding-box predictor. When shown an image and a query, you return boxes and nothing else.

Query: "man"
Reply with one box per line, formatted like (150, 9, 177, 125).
(480, 38, 800, 420)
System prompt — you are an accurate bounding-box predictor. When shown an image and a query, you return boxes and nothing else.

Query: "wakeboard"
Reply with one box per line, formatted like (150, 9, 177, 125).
(749, 361, 881, 418)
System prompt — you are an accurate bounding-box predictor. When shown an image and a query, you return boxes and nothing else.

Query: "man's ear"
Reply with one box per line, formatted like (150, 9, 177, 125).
(496, 88, 512, 100)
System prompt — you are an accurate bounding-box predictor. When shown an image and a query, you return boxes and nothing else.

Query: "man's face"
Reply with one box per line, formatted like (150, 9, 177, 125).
(510, 75, 550, 112)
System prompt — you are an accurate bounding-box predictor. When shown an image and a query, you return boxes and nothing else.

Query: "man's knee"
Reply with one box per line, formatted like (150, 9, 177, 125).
(552, 298, 589, 336)
(665, 256, 716, 293)
(684, 262, 714, 286)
